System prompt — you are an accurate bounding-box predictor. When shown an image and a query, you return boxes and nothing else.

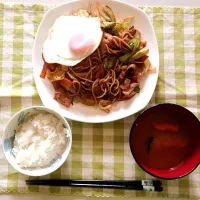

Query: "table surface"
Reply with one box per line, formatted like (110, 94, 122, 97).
(1, 0, 200, 199)
(2, 0, 200, 7)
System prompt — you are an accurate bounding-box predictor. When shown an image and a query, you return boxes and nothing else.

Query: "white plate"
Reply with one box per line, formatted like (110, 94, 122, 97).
(32, 0, 159, 123)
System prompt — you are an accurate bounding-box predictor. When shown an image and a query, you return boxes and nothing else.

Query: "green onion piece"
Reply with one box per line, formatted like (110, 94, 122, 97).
(128, 38, 140, 51)
(103, 21, 116, 30)
(129, 48, 149, 61)
(119, 52, 134, 63)
(133, 86, 140, 93)
(112, 23, 123, 35)
(119, 38, 141, 63)
(104, 58, 113, 69)
(103, 6, 116, 22)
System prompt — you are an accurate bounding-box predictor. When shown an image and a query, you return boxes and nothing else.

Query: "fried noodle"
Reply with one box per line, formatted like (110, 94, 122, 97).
(41, 5, 154, 113)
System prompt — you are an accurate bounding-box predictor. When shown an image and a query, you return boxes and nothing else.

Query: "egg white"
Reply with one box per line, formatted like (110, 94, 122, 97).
(42, 16, 103, 66)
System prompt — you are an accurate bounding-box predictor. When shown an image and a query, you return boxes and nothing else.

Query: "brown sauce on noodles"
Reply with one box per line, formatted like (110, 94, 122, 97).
(41, 5, 153, 112)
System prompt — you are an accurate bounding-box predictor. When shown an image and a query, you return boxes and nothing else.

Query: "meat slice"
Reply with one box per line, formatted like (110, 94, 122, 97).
(54, 91, 72, 108)
(52, 82, 72, 107)
(122, 82, 139, 96)
(119, 78, 131, 90)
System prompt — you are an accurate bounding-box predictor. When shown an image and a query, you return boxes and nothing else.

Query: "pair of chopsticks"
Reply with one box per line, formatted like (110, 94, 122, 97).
(26, 179, 163, 192)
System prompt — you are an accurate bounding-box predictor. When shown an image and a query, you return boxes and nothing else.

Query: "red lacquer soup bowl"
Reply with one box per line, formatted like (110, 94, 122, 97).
(129, 103, 200, 179)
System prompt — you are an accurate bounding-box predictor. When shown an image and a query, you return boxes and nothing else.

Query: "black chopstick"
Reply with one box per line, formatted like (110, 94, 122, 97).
(26, 179, 163, 192)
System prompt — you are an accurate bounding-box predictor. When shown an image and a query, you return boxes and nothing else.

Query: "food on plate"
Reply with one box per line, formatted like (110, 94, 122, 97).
(40, 4, 154, 113)
(12, 112, 69, 168)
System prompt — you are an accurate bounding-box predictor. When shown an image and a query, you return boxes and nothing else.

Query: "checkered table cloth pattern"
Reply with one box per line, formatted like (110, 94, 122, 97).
(0, 3, 199, 199)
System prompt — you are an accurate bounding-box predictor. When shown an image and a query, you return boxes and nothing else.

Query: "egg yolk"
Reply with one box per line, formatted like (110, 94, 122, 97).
(69, 33, 93, 55)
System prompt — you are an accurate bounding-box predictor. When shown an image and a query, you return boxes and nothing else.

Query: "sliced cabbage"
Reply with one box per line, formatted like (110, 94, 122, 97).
(74, 9, 90, 17)
(119, 16, 134, 29)
(99, 100, 112, 113)
(97, 3, 116, 22)
(143, 58, 153, 73)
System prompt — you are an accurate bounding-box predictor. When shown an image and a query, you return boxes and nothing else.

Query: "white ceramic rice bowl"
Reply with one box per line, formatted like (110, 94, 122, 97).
(2, 106, 72, 176)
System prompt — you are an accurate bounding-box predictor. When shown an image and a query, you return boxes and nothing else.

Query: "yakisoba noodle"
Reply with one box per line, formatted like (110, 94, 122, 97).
(40, 4, 154, 113)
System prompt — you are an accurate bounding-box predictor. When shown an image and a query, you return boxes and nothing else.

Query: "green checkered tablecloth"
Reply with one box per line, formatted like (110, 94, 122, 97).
(0, 2, 199, 199)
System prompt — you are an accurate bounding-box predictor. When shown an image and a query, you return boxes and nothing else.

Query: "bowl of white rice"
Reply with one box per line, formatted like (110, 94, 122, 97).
(2, 106, 72, 176)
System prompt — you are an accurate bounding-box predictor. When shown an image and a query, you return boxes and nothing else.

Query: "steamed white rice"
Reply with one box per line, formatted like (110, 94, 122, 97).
(12, 112, 68, 168)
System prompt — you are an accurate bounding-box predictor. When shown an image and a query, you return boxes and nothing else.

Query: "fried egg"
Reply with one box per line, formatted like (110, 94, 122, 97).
(42, 16, 103, 66)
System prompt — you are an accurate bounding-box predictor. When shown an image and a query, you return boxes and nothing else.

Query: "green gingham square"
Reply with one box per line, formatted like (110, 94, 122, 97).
(0, 3, 199, 199)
